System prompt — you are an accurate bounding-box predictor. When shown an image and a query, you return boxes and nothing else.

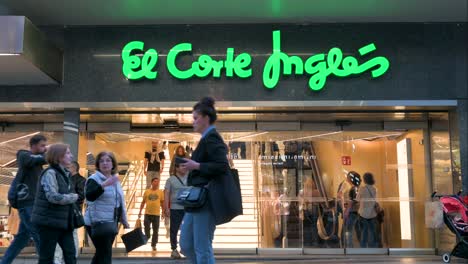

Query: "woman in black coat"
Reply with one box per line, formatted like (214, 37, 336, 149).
(179, 97, 230, 264)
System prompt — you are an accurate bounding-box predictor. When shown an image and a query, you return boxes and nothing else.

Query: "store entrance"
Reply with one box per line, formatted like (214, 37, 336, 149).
(0, 107, 457, 255)
(77, 124, 451, 253)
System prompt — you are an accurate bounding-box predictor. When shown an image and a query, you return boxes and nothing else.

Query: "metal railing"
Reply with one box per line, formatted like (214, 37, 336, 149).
(114, 160, 145, 247)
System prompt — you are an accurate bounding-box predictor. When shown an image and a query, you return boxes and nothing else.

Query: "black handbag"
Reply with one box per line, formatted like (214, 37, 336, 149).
(121, 227, 147, 252)
(71, 204, 85, 229)
(90, 221, 118, 237)
(176, 186, 208, 208)
(208, 168, 243, 225)
(89, 185, 119, 237)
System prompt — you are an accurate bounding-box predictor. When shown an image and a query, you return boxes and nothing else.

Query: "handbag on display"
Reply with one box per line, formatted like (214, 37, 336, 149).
(176, 186, 208, 208)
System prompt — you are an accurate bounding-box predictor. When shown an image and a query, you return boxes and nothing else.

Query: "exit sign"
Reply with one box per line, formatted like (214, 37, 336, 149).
(342, 156, 351, 166)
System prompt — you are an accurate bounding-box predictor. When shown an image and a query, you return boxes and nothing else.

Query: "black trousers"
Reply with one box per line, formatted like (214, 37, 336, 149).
(85, 226, 116, 264)
(144, 214, 160, 247)
(170, 209, 185, 250)
(38, 225, 75, 264)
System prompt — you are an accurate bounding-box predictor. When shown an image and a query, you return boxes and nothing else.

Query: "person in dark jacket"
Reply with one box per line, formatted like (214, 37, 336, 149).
(32, 143, 78, 264)
(54, 160, 86, 263)
(69, 161, 86, 210)
(179, 97, 230, 264)
(343, 171, 362, 248)
(2, 134, 47, 264)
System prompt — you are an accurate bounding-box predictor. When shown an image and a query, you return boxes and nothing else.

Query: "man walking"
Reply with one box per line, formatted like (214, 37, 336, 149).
(144, 141, 165, 188)
(3, 134, 47, 264)
(138, 177, 164, 251)
(164, 163, 188, 259)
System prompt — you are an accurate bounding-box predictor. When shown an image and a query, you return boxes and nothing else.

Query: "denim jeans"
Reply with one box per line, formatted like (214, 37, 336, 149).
(359, 216, 378, 248)
(344, 212, 360, 248)
(1, 206, 40, 264)
(180, 204, 216, 264)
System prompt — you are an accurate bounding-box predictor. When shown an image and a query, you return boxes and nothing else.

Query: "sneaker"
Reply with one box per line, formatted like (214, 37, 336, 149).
(152, 246, 156, 251)
(171, 249, 181, 259)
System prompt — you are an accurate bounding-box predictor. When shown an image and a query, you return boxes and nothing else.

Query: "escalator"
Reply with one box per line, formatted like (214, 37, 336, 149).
(265, 141, 339, 248)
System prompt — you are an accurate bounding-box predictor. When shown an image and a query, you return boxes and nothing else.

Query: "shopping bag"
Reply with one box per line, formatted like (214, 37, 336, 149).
(425, 201, 444, 229)
(208, 168, 243, 225)
(164, 216, 170, 238)
(135, 218, 142, 229)
(121, 228, 147, 252)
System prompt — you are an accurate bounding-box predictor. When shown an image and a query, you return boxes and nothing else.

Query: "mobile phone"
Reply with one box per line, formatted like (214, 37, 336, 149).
(175, 157, 188, 164)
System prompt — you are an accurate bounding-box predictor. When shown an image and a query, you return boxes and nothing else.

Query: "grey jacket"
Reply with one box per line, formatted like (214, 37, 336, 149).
(84, 171, 129, 227)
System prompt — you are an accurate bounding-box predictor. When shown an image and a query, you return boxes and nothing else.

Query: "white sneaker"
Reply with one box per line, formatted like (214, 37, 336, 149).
(171, 249, 181, 259)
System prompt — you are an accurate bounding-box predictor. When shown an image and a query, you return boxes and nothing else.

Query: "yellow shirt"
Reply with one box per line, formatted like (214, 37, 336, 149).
(143, 189, 164, 216)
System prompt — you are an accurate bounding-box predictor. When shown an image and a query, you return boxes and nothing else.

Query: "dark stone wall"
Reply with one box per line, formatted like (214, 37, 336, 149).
(0, 23, 466, 102)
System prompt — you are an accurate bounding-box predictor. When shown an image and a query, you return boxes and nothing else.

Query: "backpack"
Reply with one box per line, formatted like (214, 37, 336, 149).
(8, 150, 35, 209)
(8, 170, 28, 209)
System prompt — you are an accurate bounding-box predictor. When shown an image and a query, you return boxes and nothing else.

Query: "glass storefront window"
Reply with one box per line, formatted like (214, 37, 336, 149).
(255, 129, 436, 250)
(77, 124, 451, 251)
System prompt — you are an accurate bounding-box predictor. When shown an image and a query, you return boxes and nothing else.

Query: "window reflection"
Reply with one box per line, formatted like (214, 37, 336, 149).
(255, 129, 438, 249)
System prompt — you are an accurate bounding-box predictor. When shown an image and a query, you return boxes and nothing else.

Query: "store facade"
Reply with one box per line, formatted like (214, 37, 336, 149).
(0, 20, 467, 254)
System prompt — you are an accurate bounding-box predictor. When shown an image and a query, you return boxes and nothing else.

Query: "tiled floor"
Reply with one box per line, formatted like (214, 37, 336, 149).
(5, 255, 468, 264)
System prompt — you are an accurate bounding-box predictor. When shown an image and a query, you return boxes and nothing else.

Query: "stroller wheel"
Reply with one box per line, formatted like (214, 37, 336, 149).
(442, 253, 451, 263)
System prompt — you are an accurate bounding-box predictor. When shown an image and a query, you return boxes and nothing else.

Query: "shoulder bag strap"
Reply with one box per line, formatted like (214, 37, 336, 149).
(366, 186, 379, 207)
(114, 184, 119, 222)
(366, 185, 375, 199)
(174, 175, 185, 186)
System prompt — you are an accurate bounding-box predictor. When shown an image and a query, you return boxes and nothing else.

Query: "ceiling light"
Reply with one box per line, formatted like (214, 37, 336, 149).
(231, 132, 269, 141)
(0, 132, 40, 145)
(285, 131, 342, 141)
(0, 53, 20, 56)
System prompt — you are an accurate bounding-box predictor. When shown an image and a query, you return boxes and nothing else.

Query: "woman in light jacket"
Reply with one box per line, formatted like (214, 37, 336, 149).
(84, 151, 129, 264)
(179, 97, 230, 264)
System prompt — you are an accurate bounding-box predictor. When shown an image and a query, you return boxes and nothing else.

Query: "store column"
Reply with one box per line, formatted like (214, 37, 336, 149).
(457, 100, 468, 195)
(64, 109, 80, 158)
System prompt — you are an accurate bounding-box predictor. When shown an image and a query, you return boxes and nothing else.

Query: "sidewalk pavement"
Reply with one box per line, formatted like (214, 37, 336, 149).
(4, 255, 468, 264)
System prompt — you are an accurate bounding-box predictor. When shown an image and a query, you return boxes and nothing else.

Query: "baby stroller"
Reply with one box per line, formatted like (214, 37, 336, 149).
(437, 193, 468, 263)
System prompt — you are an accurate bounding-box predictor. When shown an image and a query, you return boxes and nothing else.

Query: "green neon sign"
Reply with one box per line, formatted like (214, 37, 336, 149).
(121, 30, 390, 91)
(263, 31, 390, 91)
(165, 43, 252, 79)
(122, 41, 158, 79)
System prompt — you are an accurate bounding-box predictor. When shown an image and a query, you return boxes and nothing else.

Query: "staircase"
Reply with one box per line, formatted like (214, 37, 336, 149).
(117, 159, 258, 252)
